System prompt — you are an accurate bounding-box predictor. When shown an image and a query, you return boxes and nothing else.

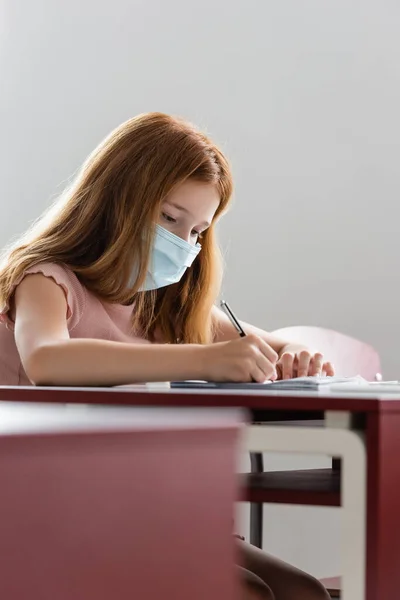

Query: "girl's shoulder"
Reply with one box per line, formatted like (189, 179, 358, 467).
(0, 261, 87, 331)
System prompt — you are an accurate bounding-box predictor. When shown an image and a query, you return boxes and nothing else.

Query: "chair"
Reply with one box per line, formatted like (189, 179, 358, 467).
(271, 326, 381, 381)
(248, 326, 381, 599)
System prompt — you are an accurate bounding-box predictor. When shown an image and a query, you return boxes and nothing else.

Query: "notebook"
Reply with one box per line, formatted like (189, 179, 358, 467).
(116, 377, 400, 393)
(170, 376, 367, 391)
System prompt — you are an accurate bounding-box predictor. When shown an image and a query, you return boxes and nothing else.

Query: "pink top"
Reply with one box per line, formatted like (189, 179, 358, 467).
(0, 262, 150, 385)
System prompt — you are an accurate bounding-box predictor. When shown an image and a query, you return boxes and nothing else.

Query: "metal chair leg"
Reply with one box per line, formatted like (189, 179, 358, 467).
(249, 452, 264, 548)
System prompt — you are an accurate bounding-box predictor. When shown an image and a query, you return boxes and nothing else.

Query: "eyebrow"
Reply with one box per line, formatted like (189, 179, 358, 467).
(166, 202, 211, 228)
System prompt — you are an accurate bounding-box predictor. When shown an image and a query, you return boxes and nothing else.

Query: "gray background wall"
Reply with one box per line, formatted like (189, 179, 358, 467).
(1, 0, 399, 578)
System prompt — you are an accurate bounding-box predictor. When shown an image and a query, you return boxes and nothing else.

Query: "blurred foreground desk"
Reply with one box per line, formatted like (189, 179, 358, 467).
(0, 401, 240, 600)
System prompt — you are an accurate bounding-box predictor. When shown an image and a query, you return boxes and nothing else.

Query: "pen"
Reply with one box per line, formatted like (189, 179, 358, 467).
(220, 300, 246, 338)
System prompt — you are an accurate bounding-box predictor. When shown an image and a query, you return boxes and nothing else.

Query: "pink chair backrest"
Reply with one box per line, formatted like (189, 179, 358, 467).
(272, 326, 382, 381)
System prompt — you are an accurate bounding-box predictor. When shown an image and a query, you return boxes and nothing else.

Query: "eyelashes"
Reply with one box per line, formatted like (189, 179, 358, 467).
(161, 212, 176, 224)
(161, 212, 202, 238)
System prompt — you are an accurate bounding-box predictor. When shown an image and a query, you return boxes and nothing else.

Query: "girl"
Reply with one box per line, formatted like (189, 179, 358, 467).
(0, 112, 331, 599)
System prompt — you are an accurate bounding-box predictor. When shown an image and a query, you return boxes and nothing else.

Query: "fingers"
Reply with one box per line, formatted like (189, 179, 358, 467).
(309, 352, 324, 376)
(237, 337, 336, 382)
(245, 335, 277, 381)
(277, 349, 334, 380)
(249, 335, 278, 365)
(279, 351, 295, 380)
(322, 361, 335, 376)
(253, 350, 277, 381)
(251, 364, 273, 383)
(297, 350, 312, 377)
(301, 352, 334, 377)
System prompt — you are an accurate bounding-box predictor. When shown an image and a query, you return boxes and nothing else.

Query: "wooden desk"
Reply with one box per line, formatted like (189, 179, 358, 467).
(0, 385, 400, 600)
(0, 401, 240, 600)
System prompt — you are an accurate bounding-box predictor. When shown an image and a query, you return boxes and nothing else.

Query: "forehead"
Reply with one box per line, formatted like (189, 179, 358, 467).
(165, 180, 220, 217)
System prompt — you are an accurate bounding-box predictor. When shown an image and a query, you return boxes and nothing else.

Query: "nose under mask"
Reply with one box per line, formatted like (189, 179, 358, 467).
(134, 224, 202, 291)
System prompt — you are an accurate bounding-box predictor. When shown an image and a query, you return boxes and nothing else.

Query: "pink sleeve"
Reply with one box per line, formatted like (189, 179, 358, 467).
(0, 262, 86, 332)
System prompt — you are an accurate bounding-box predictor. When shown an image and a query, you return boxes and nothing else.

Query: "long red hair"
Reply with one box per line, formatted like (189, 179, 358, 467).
(0, 112, 233, 343)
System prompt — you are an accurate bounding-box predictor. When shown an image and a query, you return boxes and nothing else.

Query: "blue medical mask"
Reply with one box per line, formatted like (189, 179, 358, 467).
(138, 224, 201, 291)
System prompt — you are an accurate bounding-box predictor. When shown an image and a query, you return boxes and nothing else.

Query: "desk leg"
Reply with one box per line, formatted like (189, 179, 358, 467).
(366, 412, 400, 600)
(245, 425, 366, 600)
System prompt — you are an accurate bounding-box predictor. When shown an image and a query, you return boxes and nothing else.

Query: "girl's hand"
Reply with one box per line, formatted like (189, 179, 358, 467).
(277, 349, 335, 380)
(202, 334, 279, 383)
